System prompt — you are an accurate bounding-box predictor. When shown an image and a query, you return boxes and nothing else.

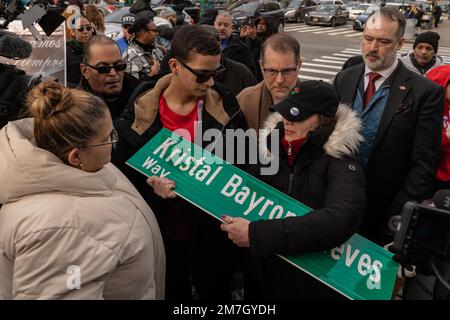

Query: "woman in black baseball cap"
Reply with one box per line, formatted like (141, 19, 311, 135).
(221, 80, 367, 299)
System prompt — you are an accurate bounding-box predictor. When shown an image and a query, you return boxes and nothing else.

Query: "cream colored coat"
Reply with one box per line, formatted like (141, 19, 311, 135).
(0, 119, 165, 299)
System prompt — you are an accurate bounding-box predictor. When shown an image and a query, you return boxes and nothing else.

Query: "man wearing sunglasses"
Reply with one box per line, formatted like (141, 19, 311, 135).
(237, 33, 302, 132)
(123, 18, 166, 81)
(114, 25, 248, 301)
(80, 35, 137, 120)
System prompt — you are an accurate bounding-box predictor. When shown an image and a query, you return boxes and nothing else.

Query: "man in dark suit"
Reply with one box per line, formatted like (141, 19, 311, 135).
(333, 7, 444, 245)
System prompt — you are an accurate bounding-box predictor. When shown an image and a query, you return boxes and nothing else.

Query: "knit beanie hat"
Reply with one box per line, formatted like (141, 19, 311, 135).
(414, 31, 440, 53)
(159, 8, 176, 18)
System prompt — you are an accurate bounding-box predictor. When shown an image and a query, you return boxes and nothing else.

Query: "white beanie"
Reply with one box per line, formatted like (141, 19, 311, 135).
(159, 7, 177, 18)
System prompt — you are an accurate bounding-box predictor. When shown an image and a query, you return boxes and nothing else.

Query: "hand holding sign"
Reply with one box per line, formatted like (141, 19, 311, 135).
(128, 129, 399, 299)
(220, 215, 250, 247)
(147, 176, 177, 199)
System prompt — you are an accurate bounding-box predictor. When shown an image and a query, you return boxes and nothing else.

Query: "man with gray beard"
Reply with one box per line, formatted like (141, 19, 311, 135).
(333, 7, 444, 246)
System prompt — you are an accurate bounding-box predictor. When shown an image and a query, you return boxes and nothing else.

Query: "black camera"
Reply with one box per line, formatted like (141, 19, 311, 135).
(0, 0, 64, 37)
(391, 202, 450, 263)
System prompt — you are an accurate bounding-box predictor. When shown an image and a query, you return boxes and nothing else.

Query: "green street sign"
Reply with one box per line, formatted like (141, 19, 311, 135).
(126, 128, 399, 300)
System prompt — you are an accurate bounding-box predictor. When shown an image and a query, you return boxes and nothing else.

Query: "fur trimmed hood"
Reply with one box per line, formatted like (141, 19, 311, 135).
(259, 104, 363, 162)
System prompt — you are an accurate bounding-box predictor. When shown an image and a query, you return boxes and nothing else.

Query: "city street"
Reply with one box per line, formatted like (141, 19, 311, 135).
(283, 21, 450, 82)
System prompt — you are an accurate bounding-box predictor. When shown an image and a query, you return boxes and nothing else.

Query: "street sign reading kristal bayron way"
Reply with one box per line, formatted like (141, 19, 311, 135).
(126, 128, 399, 300)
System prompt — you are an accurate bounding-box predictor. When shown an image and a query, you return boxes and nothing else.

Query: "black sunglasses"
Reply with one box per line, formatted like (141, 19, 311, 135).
(77, 26, 93, 32)
(179, 60, 226, 83)
(85, 62, 127, 74)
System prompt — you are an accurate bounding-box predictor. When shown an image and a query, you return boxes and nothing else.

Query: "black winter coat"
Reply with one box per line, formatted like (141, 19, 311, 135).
(241, 35, 264, 82)
(216, 57, 256, 96)
(129, 0, 156, 20)
(66, 40, 84, 86)
(222, 34, 258, 77)
(247, 105, 366, 299)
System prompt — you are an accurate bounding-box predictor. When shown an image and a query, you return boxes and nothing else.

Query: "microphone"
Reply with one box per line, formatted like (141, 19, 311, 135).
(433, 190, 450, 211)
(0, 34, 33, 60)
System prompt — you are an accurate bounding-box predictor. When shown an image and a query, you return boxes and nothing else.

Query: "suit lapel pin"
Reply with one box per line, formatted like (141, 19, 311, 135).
(399, 85, 406, 90)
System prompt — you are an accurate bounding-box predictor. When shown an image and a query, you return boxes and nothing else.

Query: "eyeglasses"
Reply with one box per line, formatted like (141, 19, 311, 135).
(77, 26, 93, 32)
(85, 62, 127, 74)
(78, 128, 119, 149)
(262, 67, 299, 78)
(179, 60, 226, 83)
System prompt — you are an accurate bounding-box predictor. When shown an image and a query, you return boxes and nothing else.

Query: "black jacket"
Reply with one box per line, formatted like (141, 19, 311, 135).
(241, 35, 264, 82)
(66, 40, 84, 86)
(129, 0, 156, 20)
(334, 61, 444, 245)
(198, 8, 218, 25)
(246, 106, 366, 299)
(217, 57, 256, 96)
(79, 72, 137, 120)
(222, 34, 257, 77)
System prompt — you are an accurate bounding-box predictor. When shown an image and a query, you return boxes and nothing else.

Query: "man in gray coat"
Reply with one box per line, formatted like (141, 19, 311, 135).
(400, 31, 444, 76)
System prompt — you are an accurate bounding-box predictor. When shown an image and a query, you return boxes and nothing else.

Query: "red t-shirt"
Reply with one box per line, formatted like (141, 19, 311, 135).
(282, 135, 307, 168)
(159, 95, 200, 142)
(158, 94, 202, 241)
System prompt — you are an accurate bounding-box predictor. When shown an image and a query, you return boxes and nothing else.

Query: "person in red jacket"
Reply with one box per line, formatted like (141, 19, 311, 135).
(427, 65, 450, 190)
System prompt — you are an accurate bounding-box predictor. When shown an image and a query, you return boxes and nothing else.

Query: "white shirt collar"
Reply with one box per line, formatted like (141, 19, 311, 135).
(364, 58, 399, 91)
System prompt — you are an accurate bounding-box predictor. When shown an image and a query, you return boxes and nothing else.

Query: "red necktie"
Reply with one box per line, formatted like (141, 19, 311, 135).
(364, 72, 381, 108)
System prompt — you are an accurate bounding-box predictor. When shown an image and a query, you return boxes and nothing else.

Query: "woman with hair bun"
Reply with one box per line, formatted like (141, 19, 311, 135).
(0, 82, 165, 299)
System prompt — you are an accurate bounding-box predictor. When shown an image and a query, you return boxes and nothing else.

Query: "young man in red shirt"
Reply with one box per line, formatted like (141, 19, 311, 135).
(114, 25, 249, 300)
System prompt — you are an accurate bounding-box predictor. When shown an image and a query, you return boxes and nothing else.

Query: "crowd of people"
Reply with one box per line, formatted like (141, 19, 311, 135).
(0, 4, 449, 300)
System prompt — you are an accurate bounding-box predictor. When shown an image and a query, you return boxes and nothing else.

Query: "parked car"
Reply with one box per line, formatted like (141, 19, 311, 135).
(211, 0, 241, 10)
(352, 4, 378, 31)
(384, 2, 411, 14)
(349, 3, 371, 20)
(306, 3, 348, 26)
(318, 0, 345, 5)
(229, 0, 285, 32)
(151, 0, 200, 23)
(285, 0, 318, 23)
(344, 1, 360, 11)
